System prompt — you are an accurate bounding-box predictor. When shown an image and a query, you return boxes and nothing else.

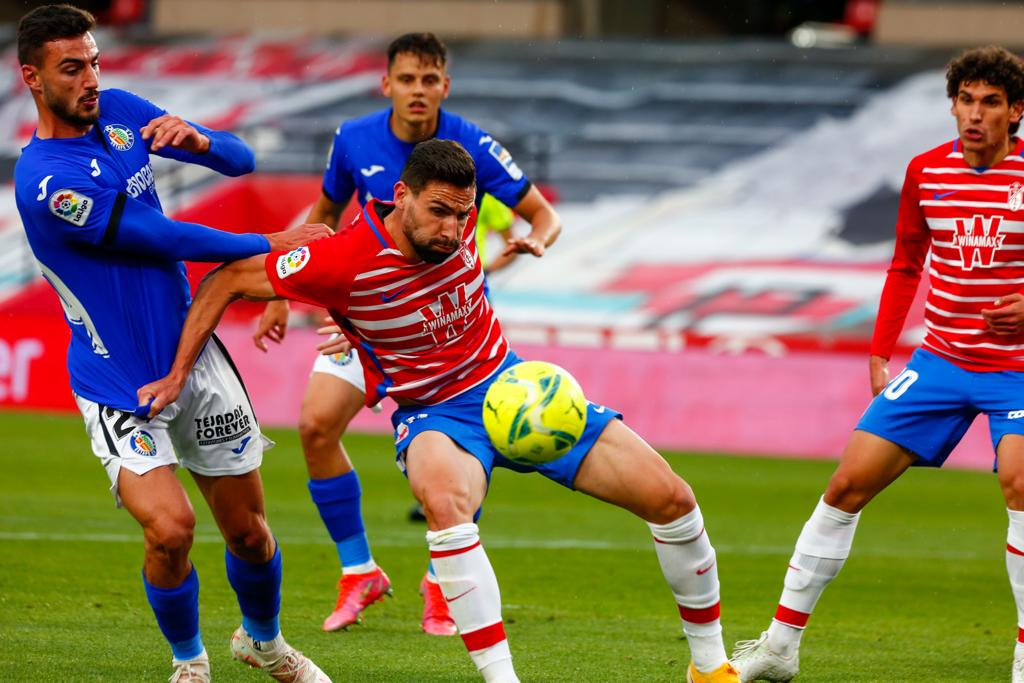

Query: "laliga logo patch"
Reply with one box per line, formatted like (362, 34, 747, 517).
(104, 124, 135, 152)
(130, 430, 157, 457)
(1009, 182, 1023, 212)
(276, 247, 310, 279)
(328, 350, 353, 366)
(488, 140, 523, 181)
(49, 189, 93, 226)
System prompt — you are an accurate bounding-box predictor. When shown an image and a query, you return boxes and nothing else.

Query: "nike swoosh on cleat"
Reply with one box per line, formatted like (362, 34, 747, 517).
(231, 436, 252, 455)
(381, 288, 408, 303)
(446, 586, 477, 602)
(933, 190, 959, 199)
(696, 561, 716, 576)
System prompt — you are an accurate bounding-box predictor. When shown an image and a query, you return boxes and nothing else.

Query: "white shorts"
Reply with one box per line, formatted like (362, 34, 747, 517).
(310, 342, 366, 393)
(75, 337, 272, 506)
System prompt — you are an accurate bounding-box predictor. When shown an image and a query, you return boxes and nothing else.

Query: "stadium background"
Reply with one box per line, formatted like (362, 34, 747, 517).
(3, 2, 1024, 681)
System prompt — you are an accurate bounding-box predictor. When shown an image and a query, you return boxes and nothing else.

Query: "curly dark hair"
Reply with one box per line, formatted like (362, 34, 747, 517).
(17, 4, 96, 67)
(387, 32, 447, 70)
(946, 46, 1024, 135)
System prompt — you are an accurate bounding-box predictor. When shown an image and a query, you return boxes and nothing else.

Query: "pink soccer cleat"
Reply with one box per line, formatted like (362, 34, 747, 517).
(322, 567, 392, 632)
(419, 573, 458, 637)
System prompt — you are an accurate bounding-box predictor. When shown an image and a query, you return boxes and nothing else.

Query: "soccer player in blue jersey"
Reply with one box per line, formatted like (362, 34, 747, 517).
(14, 6, 331, 682)
(252, 32, 562, 636)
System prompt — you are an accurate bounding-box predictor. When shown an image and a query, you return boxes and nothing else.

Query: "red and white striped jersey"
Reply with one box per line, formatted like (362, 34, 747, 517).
(872, 137, 1024, 371)
(265, 200, 509, 404)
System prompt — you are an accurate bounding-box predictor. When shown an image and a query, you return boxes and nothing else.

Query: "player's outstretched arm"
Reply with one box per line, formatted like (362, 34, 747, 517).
(142, 114, 255, 177)
(253, 192, 346, 350)
(502, 185, 562, 259)
(137, 255, 280, 417)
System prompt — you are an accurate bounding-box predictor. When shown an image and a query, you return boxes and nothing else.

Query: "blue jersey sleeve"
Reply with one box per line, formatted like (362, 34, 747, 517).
(322, 125, 356, 205)
(472, 131, 531, 209)
(111, 89, 256, 177)
(25, 165, 269, 262)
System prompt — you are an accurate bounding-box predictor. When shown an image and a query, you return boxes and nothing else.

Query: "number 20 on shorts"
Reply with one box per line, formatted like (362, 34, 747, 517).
(883, 368, 919, 400)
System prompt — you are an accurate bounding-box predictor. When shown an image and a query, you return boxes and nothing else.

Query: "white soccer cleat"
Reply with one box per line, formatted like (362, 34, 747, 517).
(230, 626, 332, 682)
(730, 632, 799, 682)
(169, 650, 210, 683)
(1013, 657, 1024, 683)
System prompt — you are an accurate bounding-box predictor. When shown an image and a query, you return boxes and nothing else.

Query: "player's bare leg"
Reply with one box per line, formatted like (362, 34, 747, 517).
(119, 466, 209, 681)
(192, 471, 330, 682)
(571, 419, 738, 682)
(405, 431, 516, 682)
(997, 435, 1024, 682)
(298, 372, 394, 631)
(731, 431, 915, 681)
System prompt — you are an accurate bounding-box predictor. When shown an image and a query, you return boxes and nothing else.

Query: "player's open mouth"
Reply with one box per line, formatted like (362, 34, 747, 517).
(80, 95, 98, 107)
(409, 103, 427, 113)
(964, 128, 983, 141)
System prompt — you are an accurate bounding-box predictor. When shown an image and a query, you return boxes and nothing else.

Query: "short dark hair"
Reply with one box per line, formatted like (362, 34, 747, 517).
(387, 32, 447, 70)
(401, 139, 476, 194)
(17, 4, 96, 67)
(947, 46, 1024, 135)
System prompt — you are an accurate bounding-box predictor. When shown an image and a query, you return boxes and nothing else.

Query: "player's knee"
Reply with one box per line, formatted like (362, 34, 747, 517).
(419, 487, 474, 528)
(1000, 473, 1024, 508)
(642, 475, 696, 525)
(824, 472, 869, 513)
(298, 410, 344, 452)
(224, 516, 273, 562)
(145, 512, 196, 560)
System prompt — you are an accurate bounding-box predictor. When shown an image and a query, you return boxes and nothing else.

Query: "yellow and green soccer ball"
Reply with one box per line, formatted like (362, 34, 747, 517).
(482, 360, 588, 465)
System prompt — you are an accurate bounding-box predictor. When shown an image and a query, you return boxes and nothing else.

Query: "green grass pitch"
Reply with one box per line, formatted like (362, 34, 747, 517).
(0, 411, 1013, 681)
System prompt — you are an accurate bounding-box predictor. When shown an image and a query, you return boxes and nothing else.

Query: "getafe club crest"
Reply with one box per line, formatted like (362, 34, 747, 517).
(1009, 182, 1024, 212)
(104, 124, 135, 152)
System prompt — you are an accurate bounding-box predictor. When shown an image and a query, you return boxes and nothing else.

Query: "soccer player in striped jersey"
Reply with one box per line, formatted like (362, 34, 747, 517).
(731, 46, 1024, 682)
(14, 6, 332, 682)
(251, 32, 561, 636)
(139, 139, 741, 683)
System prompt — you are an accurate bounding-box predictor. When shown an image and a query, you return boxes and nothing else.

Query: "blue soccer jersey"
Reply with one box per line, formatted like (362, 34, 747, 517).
(15, 88, 267, 413)
(321, 108, 531, 208)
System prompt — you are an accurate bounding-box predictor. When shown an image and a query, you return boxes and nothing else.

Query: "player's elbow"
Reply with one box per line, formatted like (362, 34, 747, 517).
(225, 148, 256, 177)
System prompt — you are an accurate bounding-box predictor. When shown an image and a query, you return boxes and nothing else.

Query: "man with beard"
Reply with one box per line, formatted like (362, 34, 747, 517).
(14, 5, 331, 681)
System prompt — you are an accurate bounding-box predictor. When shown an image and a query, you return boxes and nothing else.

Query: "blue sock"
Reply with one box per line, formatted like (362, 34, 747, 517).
(225, 545, 282, 642)
(308, 471, 372, 569)
(142, 566, 204, 661)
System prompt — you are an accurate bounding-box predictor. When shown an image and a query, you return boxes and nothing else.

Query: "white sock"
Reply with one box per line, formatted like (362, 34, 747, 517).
(427, 523, 516, 679)
(649, 506, 727, 673)
(767, 497, 859, 657)
(1007, 509, 1024, 660)
(341, 559, 377, 575)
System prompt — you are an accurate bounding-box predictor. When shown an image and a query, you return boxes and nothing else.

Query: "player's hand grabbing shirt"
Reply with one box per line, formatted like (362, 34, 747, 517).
(14, 89, 266, 412)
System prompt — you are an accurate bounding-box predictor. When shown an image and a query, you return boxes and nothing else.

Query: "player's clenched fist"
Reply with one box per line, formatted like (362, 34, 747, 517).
(137, 369, 187, 418)
(266, 223, 333, 252)
(141, 113, 210, 153)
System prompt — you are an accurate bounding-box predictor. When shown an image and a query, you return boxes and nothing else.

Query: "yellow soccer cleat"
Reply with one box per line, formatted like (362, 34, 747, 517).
(687, 661, 741, 683)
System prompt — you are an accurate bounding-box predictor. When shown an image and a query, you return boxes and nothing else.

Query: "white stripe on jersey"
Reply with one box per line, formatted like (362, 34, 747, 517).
(920, 183, 1018, 191)
(923, 167, 1024, 177)
(929, 251, 1024, 269)
(348, 266, 484, 313)
(924, 301, 984, 319)
(924, 319, 985, 335)
(921, 200, 1018, 208)
(929, 284, 1002, 303)
(928, 267, 1024, 286)
(950, 340, 1024, 351)
(926, 217, 1024, 233)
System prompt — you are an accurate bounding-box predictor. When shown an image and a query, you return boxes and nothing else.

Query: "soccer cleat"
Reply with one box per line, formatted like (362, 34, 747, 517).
(419, 573, 458, 636)
(730, 632, 799, 682)
(230, 626, 331, 683)
(169, 651, 210, 683)
(687, 661, 741, 683)
(1013, 657, 1024, 683)
(322, 567, 392, 632)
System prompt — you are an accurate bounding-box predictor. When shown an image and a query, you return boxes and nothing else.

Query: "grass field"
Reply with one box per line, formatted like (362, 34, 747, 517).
(0, 411, 1015, 682)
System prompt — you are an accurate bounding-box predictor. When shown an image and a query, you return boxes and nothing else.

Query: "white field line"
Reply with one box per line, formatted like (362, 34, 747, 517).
(0, 530, 999, 561)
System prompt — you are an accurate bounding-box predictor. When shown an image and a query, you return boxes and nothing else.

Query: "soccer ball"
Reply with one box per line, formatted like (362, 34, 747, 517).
(482, 360, 588, 465)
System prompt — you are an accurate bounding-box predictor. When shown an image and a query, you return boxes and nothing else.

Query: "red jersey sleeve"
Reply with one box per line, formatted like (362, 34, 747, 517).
(869, 159, 931, 359)
(264, 235, 354, 311)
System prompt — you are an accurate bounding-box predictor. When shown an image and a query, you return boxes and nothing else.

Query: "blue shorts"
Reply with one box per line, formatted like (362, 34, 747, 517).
(856, 348, 1024, 468)
(391, 352, 622, 490)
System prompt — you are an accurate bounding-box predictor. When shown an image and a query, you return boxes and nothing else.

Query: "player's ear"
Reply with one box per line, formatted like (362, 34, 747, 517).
(394, 181, 407, 206)
(1011, 100, 1024, 125)
(381, 73, 391, 98)
(442, 74, 451, 99)
(21, 63, 42, 93)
